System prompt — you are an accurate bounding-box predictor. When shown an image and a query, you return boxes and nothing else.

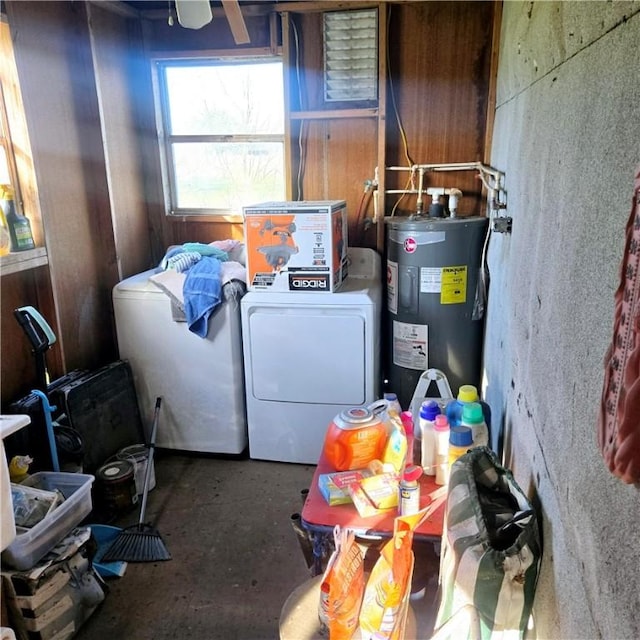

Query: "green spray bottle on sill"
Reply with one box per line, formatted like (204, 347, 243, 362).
(1, 184, 35, 252)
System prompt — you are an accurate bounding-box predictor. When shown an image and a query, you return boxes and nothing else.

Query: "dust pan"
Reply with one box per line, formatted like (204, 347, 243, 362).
(102, 397, 171, 563)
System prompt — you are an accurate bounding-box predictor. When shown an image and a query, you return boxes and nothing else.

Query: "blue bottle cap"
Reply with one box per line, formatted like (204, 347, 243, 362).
(420, 400, 441, 421)
(449, 426, 473, 446)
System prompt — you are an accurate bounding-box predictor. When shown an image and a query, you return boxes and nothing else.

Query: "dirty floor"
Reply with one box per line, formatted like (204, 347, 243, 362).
(74, 451, 441, 639)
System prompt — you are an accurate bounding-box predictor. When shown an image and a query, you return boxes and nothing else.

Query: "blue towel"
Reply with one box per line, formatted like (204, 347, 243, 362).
(183, 257, 222, 338)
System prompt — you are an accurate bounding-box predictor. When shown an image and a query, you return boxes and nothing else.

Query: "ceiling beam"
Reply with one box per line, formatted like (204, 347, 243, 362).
(221, 0, 251, 44)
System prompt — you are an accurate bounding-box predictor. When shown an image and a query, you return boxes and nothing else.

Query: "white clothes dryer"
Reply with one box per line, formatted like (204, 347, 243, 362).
(241, 247, 382, 464)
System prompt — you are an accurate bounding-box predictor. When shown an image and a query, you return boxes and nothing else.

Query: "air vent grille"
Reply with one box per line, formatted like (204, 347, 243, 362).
(323, 9, 378, 103)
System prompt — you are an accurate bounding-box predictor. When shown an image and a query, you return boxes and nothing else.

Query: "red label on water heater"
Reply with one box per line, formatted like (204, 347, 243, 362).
(404, 237, 417, 253)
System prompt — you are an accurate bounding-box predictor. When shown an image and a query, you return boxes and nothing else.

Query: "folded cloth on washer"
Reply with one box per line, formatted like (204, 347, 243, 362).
(183, 256, 223, 338)
(182, 243, 228, 261)
(152, 241, 248, 335)
(149, 269, 185, 310)
(165, 251, 202, 273)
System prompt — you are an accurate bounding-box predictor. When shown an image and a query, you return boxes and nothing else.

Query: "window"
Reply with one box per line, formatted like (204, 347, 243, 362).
(154, 57, 285, 217)
(0, 82, 20, 202)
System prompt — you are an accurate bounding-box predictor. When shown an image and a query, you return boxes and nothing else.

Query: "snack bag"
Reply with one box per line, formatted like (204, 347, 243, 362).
(318, 525, 365, 639)
(359, 507, 440, 639)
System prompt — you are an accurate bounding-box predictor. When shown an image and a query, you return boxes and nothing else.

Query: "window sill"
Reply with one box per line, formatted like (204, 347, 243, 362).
(168, 214, 244, 224)
(0, 247, 48, 276)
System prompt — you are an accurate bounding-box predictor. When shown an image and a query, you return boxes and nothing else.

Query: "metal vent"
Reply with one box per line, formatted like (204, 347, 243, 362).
(323, 9, 378, 103)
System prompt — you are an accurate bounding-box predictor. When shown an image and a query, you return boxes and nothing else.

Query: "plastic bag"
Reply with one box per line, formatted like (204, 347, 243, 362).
(435, 447, 541, 639)
(359, 508, 436, 639)
(318, 526, 365, 639)
(11, 484, 62, 528)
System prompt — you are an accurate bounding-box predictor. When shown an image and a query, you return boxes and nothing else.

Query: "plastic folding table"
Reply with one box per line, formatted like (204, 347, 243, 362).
(300, 452, 446, 575)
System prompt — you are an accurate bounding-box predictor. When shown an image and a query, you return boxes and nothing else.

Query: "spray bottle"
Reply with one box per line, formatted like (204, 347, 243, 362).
(1, 184, 35, 252)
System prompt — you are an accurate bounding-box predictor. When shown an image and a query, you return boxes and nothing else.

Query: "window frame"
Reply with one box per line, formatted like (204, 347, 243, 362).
(151, 51, 285, 220)
(0, 80, 24, 213)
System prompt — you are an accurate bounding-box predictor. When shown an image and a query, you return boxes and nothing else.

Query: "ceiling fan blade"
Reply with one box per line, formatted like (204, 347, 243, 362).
(175, 0, 212, 30)
(221, 0, 250, 45)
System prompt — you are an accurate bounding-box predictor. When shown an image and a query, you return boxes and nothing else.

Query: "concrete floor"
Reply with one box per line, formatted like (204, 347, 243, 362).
(74, 451, 440, 639)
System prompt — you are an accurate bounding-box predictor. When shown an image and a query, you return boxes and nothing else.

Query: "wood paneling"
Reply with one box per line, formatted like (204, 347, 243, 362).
(384, 1, 495, 217)
(0, 267, 62, 404)
(6, 0, 119, 372)
(168, 219, 244, 246)
(88, 3, 155, 279)
(301, 119, 379, 248)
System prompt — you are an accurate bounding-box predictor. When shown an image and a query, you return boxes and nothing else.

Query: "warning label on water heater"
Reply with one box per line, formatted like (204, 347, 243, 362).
(392, 321, 428, 370)
(420, 265, 467, 304)
(440, 266, 467, 304)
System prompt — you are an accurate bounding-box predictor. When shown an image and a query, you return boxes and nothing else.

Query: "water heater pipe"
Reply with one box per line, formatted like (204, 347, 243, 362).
(385, 161, 506, 219)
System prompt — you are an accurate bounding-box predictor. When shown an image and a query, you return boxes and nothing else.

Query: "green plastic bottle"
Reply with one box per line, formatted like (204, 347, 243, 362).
(1, 184, 35, 252)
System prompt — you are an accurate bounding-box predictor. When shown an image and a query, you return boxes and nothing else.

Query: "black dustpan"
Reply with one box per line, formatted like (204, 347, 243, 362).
(102, 397, 171, 563)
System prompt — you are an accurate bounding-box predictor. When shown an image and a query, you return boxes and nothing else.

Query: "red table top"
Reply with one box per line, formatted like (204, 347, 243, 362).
(301, 454, 445, 541)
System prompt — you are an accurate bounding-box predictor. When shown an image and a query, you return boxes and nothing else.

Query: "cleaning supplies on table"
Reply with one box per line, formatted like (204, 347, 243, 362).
(460, 402, 489, 448)
(419, 400, 441, 476)
(445, 384, 491, 430)
(434, 415, 451, 486)
(381, 410, 408, 473)
(400, 411, 416, 465)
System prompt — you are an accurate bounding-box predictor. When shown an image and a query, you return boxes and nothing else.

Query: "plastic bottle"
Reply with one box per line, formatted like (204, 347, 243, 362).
(419, 400, 440, 476)
(1, 184, 35, 252)
(381, 413, 408, 473)
(0, 205, 10, 256)
(399, 464, 422, 516)
(383, 392, 403, 416)
(400, 411, 415, 465)
(433, 415, 450, 486)
(460, 402, 489, 448)
(445, 384, 492, 431)
(448, 426, 474, 477)
(8, 455, 33, 483)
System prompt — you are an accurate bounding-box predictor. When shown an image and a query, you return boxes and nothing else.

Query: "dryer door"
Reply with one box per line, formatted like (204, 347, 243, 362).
(247, 306, 366, 405)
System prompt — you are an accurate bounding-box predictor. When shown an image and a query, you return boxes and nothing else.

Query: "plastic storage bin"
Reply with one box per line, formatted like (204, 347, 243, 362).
(1, 472, 94, 570)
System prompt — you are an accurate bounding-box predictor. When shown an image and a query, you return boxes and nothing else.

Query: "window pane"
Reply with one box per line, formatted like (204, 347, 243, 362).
(172, 142, 285, 211)
(165, 62, 284, 136)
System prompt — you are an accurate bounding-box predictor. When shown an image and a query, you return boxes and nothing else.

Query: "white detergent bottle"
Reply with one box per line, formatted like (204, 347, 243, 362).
(419, 400, 440, 476)
(460, 402, 489, 448)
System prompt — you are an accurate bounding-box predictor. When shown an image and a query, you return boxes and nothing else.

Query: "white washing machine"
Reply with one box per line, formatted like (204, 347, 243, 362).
(241, 247, 382, 464)
(112, 270, 247, 454)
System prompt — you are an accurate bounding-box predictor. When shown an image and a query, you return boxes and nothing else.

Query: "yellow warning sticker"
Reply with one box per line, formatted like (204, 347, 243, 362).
(441, 266, 467, 304)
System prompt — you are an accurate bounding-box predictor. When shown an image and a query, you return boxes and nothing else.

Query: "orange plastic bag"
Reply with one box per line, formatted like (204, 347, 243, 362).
(318, 526, 365, 639)
(359, 496, 446, 639)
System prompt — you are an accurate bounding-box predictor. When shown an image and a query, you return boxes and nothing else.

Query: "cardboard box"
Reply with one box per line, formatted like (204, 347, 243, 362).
(243, 200, 348, 292)
(318, 469, 371, 506)
(359, 473, 399, 510)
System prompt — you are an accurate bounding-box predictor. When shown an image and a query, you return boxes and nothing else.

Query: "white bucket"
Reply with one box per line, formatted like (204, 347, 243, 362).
(117, 444, 155, 495)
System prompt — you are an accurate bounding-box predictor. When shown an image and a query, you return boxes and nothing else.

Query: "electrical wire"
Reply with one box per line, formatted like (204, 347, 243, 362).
(291, 18, 305, 200)
(479, 220, 491, 314)
(389, 170, 416, 218)
(385, 6, 415, 216)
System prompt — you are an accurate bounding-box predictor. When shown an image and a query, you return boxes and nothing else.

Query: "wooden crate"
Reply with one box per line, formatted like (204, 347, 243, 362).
(1, 545, 104, 640)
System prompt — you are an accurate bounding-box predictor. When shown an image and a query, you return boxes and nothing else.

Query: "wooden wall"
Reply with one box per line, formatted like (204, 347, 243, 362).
(1, 0, 152, 405)
(385, 1, 495, 217)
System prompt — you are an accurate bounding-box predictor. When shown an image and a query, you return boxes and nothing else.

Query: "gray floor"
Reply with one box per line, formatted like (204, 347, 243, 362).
(74, 451, 440, 639)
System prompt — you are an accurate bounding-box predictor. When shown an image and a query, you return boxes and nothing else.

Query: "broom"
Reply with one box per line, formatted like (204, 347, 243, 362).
(102, 397, 171, 563)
